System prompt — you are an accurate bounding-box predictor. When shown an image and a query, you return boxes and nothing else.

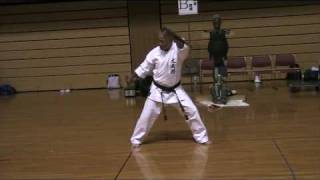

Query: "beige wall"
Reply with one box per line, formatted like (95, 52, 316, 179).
(128, 0, 160, 70)
(0, 1, 130, 91)
(1, 1, 320, 91)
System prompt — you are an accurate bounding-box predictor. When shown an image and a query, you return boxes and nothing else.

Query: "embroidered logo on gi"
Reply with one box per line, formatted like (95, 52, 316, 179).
(170, 58, 176, 74)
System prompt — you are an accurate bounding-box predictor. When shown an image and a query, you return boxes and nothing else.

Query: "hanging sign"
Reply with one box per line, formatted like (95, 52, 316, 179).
(178, 0, 198, 15)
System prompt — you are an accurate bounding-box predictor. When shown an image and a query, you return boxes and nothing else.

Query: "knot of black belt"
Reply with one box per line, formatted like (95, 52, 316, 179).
(153, 81, 188, 121)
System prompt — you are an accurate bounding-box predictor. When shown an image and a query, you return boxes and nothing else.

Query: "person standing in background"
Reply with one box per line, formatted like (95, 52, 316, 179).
(208, 14, 235, 104)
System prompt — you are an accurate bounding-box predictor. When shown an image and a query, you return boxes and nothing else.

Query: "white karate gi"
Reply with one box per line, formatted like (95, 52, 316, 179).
(130, 42, 209, 145)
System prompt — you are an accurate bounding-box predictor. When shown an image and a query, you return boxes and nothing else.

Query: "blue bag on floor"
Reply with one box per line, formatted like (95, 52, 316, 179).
(303, 69, 318, 81)
(0, 84, 16, 96)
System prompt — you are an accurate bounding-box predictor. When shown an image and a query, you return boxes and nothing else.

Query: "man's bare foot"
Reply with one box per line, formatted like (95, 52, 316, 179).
(200, 140, 212, 145)
(131, 144, 141, 151)
(132, 143, 140, 148)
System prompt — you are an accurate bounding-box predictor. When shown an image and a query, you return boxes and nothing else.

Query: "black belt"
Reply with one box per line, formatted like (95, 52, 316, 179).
(153, 81, 188, 121)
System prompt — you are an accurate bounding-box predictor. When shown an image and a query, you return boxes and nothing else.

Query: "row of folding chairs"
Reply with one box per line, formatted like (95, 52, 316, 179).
(198, 54, 300, 84)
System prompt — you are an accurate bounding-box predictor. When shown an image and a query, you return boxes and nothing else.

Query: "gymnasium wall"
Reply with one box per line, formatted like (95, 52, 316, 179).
(161, 1, 320, 81)
(128, 0, 160, 70)
(1, 1, 320, 91)
(0, 1, 130, 91)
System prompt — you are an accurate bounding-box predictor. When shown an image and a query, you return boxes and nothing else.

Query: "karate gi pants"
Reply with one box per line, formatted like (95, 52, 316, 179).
(130, 94, 209, 145)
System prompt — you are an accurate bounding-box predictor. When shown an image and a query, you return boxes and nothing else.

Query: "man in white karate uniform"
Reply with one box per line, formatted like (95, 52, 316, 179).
(130, 27, 210, 147)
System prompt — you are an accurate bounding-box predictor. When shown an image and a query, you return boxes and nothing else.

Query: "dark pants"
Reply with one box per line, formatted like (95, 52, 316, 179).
(210, 58, 232, 104)
(209, 54, 227, 80)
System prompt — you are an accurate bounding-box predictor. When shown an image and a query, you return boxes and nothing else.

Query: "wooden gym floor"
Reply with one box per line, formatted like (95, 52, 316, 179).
(0, 81, 319, 180)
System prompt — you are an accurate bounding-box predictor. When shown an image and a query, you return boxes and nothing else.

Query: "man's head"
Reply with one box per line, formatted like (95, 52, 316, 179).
(212, 14, 222, 30)
(159, 27, 174, 51)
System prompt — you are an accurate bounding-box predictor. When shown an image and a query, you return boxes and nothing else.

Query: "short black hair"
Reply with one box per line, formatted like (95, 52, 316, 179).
(160, 27, 174, 39)
(213, 14, 221, 20)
